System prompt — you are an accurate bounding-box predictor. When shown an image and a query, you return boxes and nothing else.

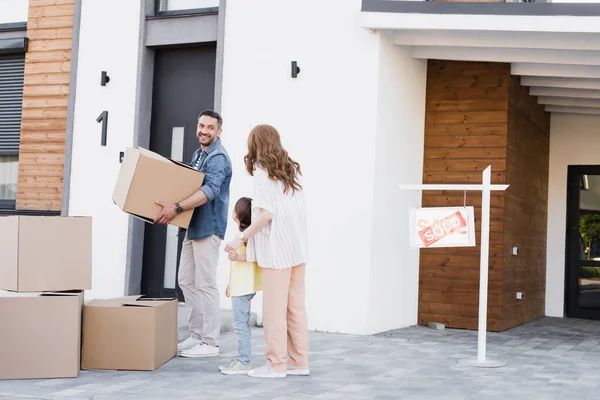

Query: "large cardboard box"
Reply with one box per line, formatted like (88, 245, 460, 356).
(82, 296, 178, 371)
(0, 216, 92, 292)
(0, 291, 84, 380)
(113, 147, 205, 229)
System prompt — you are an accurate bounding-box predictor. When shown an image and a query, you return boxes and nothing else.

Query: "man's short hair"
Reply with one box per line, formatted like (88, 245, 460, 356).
(198, 109, 223, 128)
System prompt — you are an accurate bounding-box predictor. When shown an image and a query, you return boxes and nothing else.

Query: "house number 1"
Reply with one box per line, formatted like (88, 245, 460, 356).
(96, 111, 108, 146)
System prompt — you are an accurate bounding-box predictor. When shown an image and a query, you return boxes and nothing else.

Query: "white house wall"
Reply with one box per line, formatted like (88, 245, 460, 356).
(367, 32, 426, 334)
(547, 113, 600, 317)
(0, 0, 27, 24)
(220, 0, 424, 334)
(68, 0, 142, 300)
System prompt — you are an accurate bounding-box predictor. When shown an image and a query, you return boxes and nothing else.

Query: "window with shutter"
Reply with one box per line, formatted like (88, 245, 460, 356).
(0, 54, 24, 205)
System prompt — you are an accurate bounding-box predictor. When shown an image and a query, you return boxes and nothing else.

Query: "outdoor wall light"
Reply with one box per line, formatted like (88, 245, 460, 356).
(101, 71, 110, 86)
(291, 61, 300, 78)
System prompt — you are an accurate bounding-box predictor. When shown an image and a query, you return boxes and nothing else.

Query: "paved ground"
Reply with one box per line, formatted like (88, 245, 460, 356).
(2, 317, 600, 400)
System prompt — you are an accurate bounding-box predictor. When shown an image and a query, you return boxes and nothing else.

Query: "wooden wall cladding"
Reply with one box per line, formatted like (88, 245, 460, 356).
(420, 60, 510, 331)
(420, 60, 550, 332)
(502, 76, 550, 331)
(17, 0, 75, 211)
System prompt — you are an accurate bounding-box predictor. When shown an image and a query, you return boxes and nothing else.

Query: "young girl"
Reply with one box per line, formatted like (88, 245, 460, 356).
(219, 197, 262, 375)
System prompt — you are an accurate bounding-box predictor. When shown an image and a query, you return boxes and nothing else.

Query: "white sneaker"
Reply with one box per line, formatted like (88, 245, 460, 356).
(177, 337, 199, 353)
(179, 342, 219, 358)
(247, 363, 286, 379)
(220, 359, 252, 375)
(218, 359, 236, 372)
(287, 365, 310, 376)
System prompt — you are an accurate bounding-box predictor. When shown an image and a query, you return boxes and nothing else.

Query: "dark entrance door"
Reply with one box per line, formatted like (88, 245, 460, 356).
(566, 165, 600, 320)
(141, 44, 216, 300)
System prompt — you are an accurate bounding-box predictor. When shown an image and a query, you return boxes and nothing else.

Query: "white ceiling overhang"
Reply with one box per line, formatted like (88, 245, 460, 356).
(361, 3, 600, 116)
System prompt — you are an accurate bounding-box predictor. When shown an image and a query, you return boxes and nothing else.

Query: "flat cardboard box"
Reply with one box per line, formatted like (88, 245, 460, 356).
(0, 216, 92, 292)
(82, 296, 178, 371)
(0, 291, 84, 380)
(113, 147, 205, 229)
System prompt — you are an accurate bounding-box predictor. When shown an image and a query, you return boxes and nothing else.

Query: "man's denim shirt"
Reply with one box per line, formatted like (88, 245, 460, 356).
(187, 138, 232, 241)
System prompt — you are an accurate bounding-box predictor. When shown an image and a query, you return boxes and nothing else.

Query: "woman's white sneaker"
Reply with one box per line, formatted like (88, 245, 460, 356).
(286, 366, 310, 376)
(179, 342, 219, 358)
(247, 363, 286, 379)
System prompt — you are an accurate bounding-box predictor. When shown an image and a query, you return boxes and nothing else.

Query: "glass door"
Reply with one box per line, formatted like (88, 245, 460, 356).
(566, 166, 600, 319)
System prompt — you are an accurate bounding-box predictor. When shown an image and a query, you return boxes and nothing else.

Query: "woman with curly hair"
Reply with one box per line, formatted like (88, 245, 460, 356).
(225, 124, 309, 379)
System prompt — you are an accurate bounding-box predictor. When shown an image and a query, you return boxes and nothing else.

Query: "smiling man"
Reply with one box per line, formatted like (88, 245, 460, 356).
(155, 109, 232, 358)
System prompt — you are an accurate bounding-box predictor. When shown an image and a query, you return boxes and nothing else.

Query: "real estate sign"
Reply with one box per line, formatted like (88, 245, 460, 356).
(410, 207, 476, 248)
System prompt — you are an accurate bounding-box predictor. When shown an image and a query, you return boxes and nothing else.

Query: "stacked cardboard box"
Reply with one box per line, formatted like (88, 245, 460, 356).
(0, 216, 92, 380)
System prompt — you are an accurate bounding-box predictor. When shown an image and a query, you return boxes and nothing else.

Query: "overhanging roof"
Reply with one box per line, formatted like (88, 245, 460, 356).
(361, 1, 600, 116)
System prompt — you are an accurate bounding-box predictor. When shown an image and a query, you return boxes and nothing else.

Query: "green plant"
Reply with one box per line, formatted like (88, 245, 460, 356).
(580, 266, 600, 279)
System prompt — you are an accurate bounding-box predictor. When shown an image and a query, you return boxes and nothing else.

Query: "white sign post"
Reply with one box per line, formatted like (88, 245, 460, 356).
(398, 166, 508, 368)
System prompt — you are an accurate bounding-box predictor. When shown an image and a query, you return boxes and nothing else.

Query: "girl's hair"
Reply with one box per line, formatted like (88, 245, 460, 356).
(244, 124, 302, 194)
(234, 197, 252, 232)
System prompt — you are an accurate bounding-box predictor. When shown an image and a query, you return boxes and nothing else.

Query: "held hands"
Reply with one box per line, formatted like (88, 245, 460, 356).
(224, 237, 243, 253)
(154, 201, 177, 225)
(227, 249, 239, 261)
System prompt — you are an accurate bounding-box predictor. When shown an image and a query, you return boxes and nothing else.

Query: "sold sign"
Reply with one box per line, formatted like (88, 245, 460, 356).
(410, 207, 475, 248)
(418, 211, 467, 247)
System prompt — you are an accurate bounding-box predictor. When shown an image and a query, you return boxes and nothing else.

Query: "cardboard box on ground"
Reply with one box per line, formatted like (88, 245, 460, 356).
(0, 291, 84, 380)
(113, 147, 205, 229)
(81, 296, 178, 371)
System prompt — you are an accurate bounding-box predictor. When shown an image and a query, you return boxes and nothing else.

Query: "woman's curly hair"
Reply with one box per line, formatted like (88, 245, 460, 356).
(244, 124, 302, 194)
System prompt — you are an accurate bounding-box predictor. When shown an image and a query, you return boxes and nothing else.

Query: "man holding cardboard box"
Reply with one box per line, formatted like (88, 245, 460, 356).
(155, 110, 232, 358)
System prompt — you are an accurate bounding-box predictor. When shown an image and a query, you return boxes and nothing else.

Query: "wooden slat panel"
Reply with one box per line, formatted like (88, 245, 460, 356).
(426, 123, 507, 136)
(425, 135, 507, 148)
(16, 0, 74, 211)
(23, 73, 70, 85)
(25, 49, 71, 63)
(427, 87, 509, 102)
(19, 144, 67, 154)
(422, 244, 504, 257)
(426, 75, 510, 89)
(23, 84, 69, 97)
(423, 171, 506, 184)
(420, 254, 503, 269)
(424, 159, 507, 173)
(28, 15, 74, 30)
(16, 199, 62, 209)
(30, 0, 74, 6)
(421, 191, 505, 208)
(23, 61, 70, 74)
(426, 99, 508, 112)
(29, 4, 75, 18)
(420, 302, 502, 319)
(27, 27, 73, 40)
(22, 97, 69, 108)
(27, 39, 73, 51)
(420, 289, 511, 307)
(21, 107, 68, 119)
(425, 111, 508, 125)
(19, 132, 67, 143)
(425, 147, 507, 159)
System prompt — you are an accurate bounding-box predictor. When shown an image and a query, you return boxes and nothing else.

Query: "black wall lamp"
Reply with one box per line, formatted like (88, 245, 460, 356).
(291, 61, 301, 78)
(100, 71, 110, 86)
